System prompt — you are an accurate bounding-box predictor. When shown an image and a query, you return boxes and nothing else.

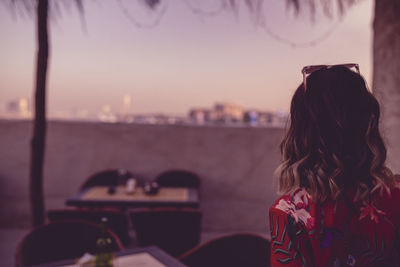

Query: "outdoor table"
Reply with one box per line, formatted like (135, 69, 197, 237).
(66, 186, 199, 208)
(29, 246, 187, 267)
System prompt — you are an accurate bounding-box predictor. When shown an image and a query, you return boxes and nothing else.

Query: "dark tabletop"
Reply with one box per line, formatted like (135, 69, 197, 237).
(66, 186, 199, 209)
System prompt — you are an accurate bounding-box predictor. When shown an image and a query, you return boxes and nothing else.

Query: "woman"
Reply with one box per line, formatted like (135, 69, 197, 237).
(269, 64, 400, 267)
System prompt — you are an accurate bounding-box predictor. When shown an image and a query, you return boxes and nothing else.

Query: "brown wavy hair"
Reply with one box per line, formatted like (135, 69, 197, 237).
(276, 66, 396, 203)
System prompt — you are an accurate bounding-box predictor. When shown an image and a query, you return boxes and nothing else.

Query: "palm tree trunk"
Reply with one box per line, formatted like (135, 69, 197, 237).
(373, 0, 400, 173)
(30, 0, 49, 227)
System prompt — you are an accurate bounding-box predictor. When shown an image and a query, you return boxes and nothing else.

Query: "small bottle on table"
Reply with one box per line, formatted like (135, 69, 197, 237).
(95, 217, 114, 267)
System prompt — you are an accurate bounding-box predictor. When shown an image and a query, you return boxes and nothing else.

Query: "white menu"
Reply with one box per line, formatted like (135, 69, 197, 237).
(63, 252, 166, 267)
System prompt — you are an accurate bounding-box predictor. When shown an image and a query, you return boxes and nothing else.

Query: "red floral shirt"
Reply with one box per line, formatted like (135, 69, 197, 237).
(269, 186, 400, 267)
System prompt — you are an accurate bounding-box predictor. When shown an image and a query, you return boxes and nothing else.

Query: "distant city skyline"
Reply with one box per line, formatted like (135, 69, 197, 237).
(0, 0, 373, 116)
(0, 95, 288, 128)
(0, 95, 285, 118)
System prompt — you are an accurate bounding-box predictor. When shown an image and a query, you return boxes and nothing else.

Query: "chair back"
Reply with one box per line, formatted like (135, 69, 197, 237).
(179, 233, 270, 267)
(79, 169, 133, 192)
(16, 220, 123, 267)
(130, 208, 202, 257)
(155, 170, 200, 188)
(47, 209, 130, 245)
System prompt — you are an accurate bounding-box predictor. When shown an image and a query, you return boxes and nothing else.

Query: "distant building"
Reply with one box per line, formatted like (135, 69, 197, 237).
(243, 110, 259, 126)
(244, 110, 287, 127)
(214, 102, 243, 123)
(5, 98, 31, 119)
(98, 105, 117, 123)
(121, 95, 132, 115)
(258, 111, 274, 125)
(187, 102, 287, 128)
(189, 108, 214, 124)
(116, 95, 134, 123)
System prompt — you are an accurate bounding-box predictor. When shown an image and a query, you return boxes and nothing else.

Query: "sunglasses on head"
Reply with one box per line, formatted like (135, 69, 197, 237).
(301, 63, 360, 91)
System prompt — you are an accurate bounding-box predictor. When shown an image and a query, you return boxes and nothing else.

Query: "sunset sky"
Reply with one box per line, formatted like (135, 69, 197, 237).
(0, 0, 373, 117)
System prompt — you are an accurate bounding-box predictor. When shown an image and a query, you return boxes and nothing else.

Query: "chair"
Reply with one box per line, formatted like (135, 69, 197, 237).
(154, 169, 201, 188)
(179, 233, 270, 267)
(15, 220, 124, 267)
(79, 168, 133, 192)
(47, 209, 130, 245)
(130, 208, 202, 257)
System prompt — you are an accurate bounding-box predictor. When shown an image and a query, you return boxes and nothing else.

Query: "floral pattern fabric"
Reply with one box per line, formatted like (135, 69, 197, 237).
(359, 201, 386, 224)
(269, 187, 400, 267)
(274, 189, 314, 230)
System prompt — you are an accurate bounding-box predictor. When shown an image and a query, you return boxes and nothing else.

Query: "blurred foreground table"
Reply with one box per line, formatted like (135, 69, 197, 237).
(66, 186, 199, 208)
(30, 246, 187, 267)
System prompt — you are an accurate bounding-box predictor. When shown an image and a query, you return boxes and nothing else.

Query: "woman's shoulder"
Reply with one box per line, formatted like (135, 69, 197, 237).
(269, 188, 315, 230)
(269, 189, 317, 266)
(271, 188, 313, 210)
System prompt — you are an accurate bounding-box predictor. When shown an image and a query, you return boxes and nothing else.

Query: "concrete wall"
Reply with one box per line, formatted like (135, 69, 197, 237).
(0, 120, 284, 234)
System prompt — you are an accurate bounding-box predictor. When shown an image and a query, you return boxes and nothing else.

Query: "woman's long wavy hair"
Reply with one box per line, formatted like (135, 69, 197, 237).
(276, 66, 396, 203)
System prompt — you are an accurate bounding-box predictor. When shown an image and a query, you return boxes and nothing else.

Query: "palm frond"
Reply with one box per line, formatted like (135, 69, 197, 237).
(286, 0, 360, 19)
(142, 0, 161, 9)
